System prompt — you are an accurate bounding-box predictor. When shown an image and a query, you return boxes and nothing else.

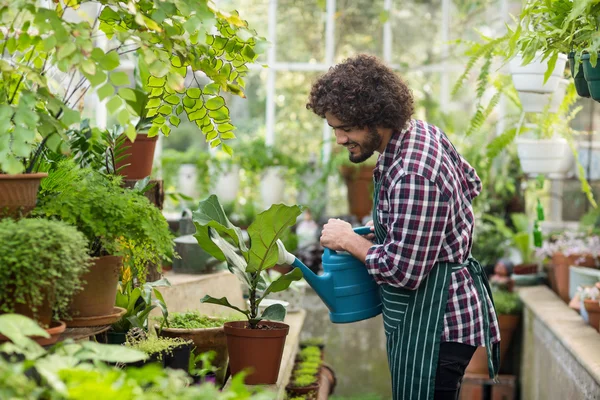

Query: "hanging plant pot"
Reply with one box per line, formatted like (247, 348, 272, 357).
(224, 320, 289, 385)
(569, 52, 591, 98)
(510, 53, 567, 94)
(67, 256, 122, 322)
(213, 165, 240, 203)
(515, 135, 573, 176)
(260, 166, 286, 210)
(115, 134, 158, 179)
(581, 53, 600, 102)
(518, 79, 568, 114)
(0, 173, 47, 218)
(339, 165, 374, 221)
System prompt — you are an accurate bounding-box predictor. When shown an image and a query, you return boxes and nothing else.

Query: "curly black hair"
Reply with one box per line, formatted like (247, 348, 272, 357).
(306, 54, 414, 131)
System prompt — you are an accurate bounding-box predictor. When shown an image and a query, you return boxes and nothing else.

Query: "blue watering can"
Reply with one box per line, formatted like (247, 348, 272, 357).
(277, 227, 382, 323)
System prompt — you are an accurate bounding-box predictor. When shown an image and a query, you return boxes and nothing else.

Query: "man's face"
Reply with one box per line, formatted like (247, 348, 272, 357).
(326, 112, 382, 163)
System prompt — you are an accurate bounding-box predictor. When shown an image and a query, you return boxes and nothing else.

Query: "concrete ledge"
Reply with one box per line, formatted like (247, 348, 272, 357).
(519, 286, 600, 400)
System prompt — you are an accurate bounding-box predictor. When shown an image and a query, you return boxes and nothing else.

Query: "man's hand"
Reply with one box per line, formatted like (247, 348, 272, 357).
(364, 220, 375, 241)
(320, 218, 354, 251)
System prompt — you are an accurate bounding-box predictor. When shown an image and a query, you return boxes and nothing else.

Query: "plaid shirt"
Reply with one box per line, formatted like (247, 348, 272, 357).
(365, 120, 500, 347)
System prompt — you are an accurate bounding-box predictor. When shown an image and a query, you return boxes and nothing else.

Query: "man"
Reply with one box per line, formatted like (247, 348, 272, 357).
(306, 54, 500, 400)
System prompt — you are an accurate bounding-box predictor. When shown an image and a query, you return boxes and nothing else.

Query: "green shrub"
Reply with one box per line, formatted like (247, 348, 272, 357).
(492, 290, 522, 315)
(162, 311, 242, 329)
(297, 361, 320, 370)
(126, 335, 191, 360)
(0, 218, 92, 323)
(34, 161, 174, 283)
(292, 373, 317, 387)
(294, 366, 319, 376)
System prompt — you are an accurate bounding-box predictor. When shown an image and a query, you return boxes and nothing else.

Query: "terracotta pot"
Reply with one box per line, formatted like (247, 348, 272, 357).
(116, 134, 158, 179)
(339, 165, 374, 221)
(513, 263, 538, 275)
(0, 320, 66, 347)
(466, 314, 520, 374)
(583, 299, 600, 332)
(552, 253, 597, 303)
(157, 322, 229, 383)
(11, 293, 54, 328)
(317, 363, 337, 397)
(0, 173, 47, 218)
(224, 320, 289, 385)
(68, 256, 121, 318)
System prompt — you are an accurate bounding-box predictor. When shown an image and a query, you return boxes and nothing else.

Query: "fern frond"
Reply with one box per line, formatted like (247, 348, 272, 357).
(485, 127, 517, 161)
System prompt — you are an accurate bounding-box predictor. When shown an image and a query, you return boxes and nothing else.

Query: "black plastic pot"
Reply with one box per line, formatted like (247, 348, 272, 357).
(125, 352, 164, 368)
(569, 52, 591, 98)
(95, 329, 127, 345)
(163, 342, 192, 371)
(582, 53, 600, 101)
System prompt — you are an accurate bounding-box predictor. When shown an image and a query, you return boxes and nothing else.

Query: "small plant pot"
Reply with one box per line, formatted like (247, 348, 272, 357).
(163, 342, 192, 371)
(125, 352, 164, 368)
(583, 299, 600, 332)
(552, 253, 597, 303)
(569, 52, 591, 98)
(582, 53, 600, 102)
(95, 330, 127, 345)
(339, 165, 374, 221)
(68, 256, 121, 318)
(116, 134, 158, 180)
(223, 320, 289, 385)
(0, 173, 47, 218)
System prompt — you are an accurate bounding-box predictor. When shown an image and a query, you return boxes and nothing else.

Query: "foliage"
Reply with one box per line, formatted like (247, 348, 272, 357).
(112, 278, 170, 333)
(193, 195, 304, 328)
(0, 315, 273, 399)
(535, 231, 600, 263)
(34, 161, 174, 282)
(300, 337, 324, 347)
(291, 373, 317, 387)
(482, 213, 534, 264)
(0, 218, 91, 322)
(125, 335, 191, 360)
(234, 136, 300, 174)
(0, 0, 265, 174)
(491, 290, 522, 315)
(160, 310, 241, 330)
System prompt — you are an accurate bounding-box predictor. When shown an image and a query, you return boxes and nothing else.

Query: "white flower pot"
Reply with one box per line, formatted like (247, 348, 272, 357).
(213, 165, 240, 203)
(519, 79, 568, 113)
(177, 164, 198, 198)
(510, 53, 568, 94)
(515, 136, 573, 176)
(260, 166, 286, 209)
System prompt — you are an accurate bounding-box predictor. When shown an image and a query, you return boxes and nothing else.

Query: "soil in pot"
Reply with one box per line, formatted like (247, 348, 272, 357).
(163, 342, 192, 371)
(0, 173, 47, 218)
(285, 383, 320, 399)
(116, 134, 158, 180)
(68, 256, 121, 318)
(224, 320, 289, 385)
(583, 300, 600, 332)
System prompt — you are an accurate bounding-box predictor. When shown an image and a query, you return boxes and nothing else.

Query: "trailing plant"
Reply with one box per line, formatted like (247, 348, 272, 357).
(298, 346, 321, 360)
(0, 0, 265, 174)
(112, 277, 170, 333)
(294, 365, 319, 376)
(159, 310, 241, 330)
(193, 195, 304, 329)
(33, 160, 174, 282)
(291, 373, 318, 388)
(125, 334, 191, 360)
(492, 289, 523, 315)
(0, 218, 91, 323)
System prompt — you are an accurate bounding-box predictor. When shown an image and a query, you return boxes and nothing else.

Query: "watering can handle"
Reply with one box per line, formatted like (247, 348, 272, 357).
(324, 226, 373, 257)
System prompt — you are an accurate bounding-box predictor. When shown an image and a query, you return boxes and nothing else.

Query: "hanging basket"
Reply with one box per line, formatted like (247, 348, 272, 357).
(515, 136, 573, 176)
(582, 53, 600, 102)
(569, 52, 591, 98)
(518, 79, 568, 113)
(510, 53, 567, 94)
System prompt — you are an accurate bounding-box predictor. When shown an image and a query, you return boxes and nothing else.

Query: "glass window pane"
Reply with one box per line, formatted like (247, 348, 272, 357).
(276, 0, 326, 63)
(335, 0, 385, 61)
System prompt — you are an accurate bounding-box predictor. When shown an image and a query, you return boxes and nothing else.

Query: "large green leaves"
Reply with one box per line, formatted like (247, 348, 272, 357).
(193, 194, 248, 261)
(260, 268, 303, 299)
(200, 295, 249, 317)
(260, 304, 286, 322)
(246, 204, 303, 273)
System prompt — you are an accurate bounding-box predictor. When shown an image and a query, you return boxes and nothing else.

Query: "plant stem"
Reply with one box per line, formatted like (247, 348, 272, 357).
(25, 132, 53, 173)
(9, 49, 35, 105)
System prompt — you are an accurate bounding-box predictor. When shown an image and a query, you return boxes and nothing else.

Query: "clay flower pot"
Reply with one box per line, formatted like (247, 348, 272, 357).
(116, 134, 158, 179)
(552, 253, 597, 303)
(224, 320, 289, 385)
(0, 173, 47, 218)
(583, 299, 600, 332)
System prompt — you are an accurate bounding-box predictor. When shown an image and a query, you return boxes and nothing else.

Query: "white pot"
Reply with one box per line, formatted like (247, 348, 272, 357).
(260, 166, 286, 209)
(515, 136, 573, 175)
(177, 164, 198, 198)
(510, 53, 568, 94)
(519, 79, 568, 113)
(213, 165, 240, 203)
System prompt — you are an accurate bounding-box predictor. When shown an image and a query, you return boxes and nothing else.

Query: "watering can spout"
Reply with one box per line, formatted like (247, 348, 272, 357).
(276, 240, 336, 309)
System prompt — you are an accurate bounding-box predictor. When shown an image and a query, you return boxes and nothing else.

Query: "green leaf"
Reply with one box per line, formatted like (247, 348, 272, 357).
(200, 295, 249, 316)
(205, 96, 225, 110)
(217, 122, 234, 132)
(106, 96, 122, 114)
(160, 124, 171, 135)
(188, 107, 207, 121)
(0, 314, 48, 350)
(263, 268, 303, 298)
(60, 107, 80, 126)
(84, 70, 106, 87)
(147, 98, 161, 108)
(169, 115, 180, 127)
(110, 71, 130, 86)
(260, 304, 286, 321)
(99, 51, 120, 71)
(187, 88, 202, 98)
(220, 131, 236, 140)
(148, 76, 166, 87)
(246, 204, 303, 273)
(203, 83, 220, 95)
(57, 42, 76, 60)
(183, 96, 196, 108)
(75, 342, 147, 363)
(118, 87, 137, 102)
(192, 195, 249, 274)
(81, 59, 96, 75)
(117, 109, 129, 126)
(222, 143, 233, 156)
(158, 104, 172, 115)
(164, 94, 180, 105)
(97, 83, 114, 101)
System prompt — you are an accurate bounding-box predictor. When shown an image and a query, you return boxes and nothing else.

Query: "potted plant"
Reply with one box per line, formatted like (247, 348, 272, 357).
(155, 310, 242, 384)
(34, 161, 175, 323)
(124, 328, 193, 370)
(285, 373, 320, 399)
(299, 337, 325, 351)
(466, 289, 522, 375)
(0, 219, 91, 338)
(193, 195, 304, 384)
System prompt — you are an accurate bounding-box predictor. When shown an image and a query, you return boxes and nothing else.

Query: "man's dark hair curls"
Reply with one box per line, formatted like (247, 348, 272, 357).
(307, 54, 414, 132)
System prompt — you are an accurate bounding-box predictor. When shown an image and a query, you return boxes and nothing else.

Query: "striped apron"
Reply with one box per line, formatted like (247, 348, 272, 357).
(372, 178, 500, 400)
